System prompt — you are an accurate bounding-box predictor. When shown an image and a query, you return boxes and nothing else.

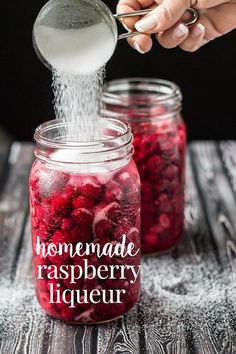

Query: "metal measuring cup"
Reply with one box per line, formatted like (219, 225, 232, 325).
(33, 0, 199, 71)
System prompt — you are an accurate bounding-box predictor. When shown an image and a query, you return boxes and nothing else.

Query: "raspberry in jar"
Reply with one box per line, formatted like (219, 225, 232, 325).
(29, 118, 141, 324)
(102, 78, 186, 254)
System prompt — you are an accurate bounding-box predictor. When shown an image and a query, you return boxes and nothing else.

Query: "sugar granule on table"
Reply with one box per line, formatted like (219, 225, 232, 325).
(1, 251, 236, 346)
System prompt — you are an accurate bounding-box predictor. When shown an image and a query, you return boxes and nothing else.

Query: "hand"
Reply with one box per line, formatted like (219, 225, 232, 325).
(117, 0, 236, 53)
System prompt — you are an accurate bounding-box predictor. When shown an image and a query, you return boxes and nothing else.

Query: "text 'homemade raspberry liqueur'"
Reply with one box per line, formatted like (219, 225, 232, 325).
(102, 78, 186, 254)
(29, 119, 141, 323)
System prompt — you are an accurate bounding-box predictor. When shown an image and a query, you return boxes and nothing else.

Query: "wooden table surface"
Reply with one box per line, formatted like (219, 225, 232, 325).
(1, 141, 236, 354)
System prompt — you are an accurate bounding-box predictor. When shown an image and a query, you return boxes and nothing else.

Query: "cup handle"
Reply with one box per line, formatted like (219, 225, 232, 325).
(115, 7, 199, 40)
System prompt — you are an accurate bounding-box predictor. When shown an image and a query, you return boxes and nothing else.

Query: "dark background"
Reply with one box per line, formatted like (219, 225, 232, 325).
(1, 0, 236, 141)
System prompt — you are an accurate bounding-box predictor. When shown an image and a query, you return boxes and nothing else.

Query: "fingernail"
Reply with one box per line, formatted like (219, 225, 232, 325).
(172, 24, 188, 39)
(135, 15, 157, 32)
(191, 23, 205, 38)
(121, 21, 131, 32)
(133, 42, 146, 54)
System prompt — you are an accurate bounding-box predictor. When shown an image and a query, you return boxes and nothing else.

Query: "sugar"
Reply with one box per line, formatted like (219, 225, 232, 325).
(0, 277, 51, 346)
(34, 23, 116, 75)
(52, 67, 104, 141)
(1, 251, 236, 343)
(138, 252, 236, 333)
(34, 15, 114, 142)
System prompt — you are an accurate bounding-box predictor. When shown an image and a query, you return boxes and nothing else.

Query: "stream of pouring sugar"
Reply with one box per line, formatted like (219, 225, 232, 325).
(34, 21, 115, 142)
(52, 67, 105, 141)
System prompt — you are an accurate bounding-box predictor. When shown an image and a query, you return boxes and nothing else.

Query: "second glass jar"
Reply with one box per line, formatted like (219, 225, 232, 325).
(102, 78, 186, 254)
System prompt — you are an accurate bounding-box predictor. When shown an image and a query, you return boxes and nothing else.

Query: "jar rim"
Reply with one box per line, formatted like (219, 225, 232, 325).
(102, 77, 182, 105)
(34, 118, 131, 149)
(34, 118, 134, 168)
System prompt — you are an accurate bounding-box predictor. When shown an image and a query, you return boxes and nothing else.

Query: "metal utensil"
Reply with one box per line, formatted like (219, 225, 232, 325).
(115, 7, 199, 40)
(33, 0, 199, 71)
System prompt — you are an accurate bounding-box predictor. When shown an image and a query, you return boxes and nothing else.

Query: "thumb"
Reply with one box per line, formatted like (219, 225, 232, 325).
(135, 0, 190, 33)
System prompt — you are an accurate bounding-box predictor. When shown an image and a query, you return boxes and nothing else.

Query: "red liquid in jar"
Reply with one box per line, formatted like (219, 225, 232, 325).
(29, 159, 141, 324)
(131, 118, 186, 254)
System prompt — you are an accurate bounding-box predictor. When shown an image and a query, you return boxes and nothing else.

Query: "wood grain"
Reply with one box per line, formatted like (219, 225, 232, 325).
(1, 142, 236, 354)
(0, 143, 33, 280)
(189, 142, 236, 354)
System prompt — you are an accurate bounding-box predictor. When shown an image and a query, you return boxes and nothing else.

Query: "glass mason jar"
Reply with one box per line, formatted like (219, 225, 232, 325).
(29, 118, 141, 324)
(102, 78, 186, 254)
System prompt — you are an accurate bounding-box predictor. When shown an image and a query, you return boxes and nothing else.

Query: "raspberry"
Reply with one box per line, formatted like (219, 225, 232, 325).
(30, 172, 39, 193)
(70, 225, 92, 243)
(61, 218, 74, 231)
(158, 231, 180, 252)
(38, 291, 58, 313)
(156, 179, 170, 193)
(72, 208, 93, 226)
(73, 254, 85, 267)
(47, 279, 60, 292)
(113, 224, 131, 242)
(116, 171, 133, 190)
(141, 192, 153, 203)
(64, 184, 78, 198)
(46, 264, 60, 278)
(56, 293, 72, 311)
(127, 227, 140, 245)
(37, 279, 48, 292)
(147, 155, 163, 174)
(106, 202, 122, 223)
(142, 180, 152, 194)
(157, 194, 173, 213)
(132, 136, 141, 150)
(150, 224, 165, 235)
(51, 196, 71, 215)
(34, 204, 49, 224)
(105, 279, 129, 290)
(33, 259, 47, 280)
(162, 165, 178, 180)
(80, 178, 102, 200)
(37, 224, 51, 242)
(158, 214, 170, 229)
(51, 230, 71, 244)
(63, 267, 83, 290)
(48, 247, 70, 266)
(123, 200, 140, 224)
(94, 219, 113, 239)
(83, 277, 97, 292)
(142, 233, 159, 253)
(104, 181, 123, 203)
(92, 303, 112, 321)
(72, 196, 94, 210)
(139, 135, 156, 156)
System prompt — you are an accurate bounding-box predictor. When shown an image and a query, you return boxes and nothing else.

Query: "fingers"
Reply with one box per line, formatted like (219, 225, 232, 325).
(119, 0, 236, 54)
(179, 23, 205, 51)
(157, 23, 189, 48)
(117, 0, 154, 29)
(157, 22, 205, 51)
(117, 0, 231, 35)
(178, 3, 236, 51)
(134, 0, 189, 33)
(128, 34, 153, 53)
